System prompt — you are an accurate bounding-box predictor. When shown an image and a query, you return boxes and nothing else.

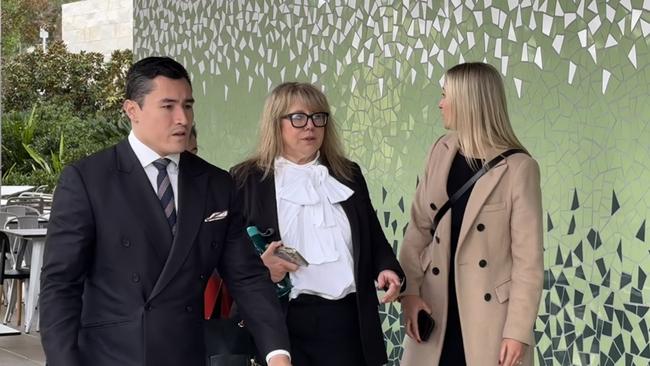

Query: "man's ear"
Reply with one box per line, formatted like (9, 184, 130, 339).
(123, 99, 140, 122)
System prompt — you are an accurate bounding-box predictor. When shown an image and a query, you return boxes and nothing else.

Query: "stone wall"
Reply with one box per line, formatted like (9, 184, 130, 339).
(62, 0, 132, 58)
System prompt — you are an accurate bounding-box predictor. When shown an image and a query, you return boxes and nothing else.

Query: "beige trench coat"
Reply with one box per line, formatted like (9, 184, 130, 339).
(399, 133, 543, 366)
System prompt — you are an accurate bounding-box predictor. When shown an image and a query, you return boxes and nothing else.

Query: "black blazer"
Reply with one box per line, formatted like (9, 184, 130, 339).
(39, 140, 289, 366)
(232, 160, 405, 366)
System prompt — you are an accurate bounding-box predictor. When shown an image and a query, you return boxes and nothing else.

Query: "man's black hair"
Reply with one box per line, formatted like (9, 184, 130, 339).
(125, 56, 192, 106)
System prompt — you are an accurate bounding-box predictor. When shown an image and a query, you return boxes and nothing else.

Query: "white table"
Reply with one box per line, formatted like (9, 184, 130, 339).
(1, 228, 47, 333)
(0, 324, 20, 336)
(0, 186, 35, 197)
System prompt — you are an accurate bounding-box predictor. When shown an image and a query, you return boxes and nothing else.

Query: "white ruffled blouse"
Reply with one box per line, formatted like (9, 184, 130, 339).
(274, 154, 356, 300)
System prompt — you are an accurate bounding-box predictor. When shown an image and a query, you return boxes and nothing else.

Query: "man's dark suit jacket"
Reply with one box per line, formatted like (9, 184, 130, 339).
(39, 140, 290, 366)
(232, 160, 405, 366)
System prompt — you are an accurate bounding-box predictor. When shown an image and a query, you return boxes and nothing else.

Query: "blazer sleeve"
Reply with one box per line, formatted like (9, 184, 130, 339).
(398, 142, 439, 296)
(217, 177, 291, 355)
(353, 163, 405, 286)
(40, 165, 96, 366)
(503, 157, 544, 344)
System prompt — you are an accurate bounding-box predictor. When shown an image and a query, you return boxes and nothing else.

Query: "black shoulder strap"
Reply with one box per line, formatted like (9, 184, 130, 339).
(430, 149, 526, 235)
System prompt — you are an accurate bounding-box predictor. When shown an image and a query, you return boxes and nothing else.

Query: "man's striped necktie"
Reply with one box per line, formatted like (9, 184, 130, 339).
(152, 158, 177, 235)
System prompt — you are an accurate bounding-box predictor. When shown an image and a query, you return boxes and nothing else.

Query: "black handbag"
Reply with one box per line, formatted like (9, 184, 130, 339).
(204, 316, 259, 366)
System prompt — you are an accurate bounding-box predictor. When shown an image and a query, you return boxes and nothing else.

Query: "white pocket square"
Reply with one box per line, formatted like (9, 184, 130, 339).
(204, 210, 228, 222)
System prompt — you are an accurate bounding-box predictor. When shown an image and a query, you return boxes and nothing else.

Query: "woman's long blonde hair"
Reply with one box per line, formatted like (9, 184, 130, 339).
(444, 62, 527, 163)
(234, 82, 353, 181)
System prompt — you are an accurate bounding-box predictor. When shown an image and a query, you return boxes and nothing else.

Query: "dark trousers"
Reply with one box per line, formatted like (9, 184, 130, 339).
(287, 293, 366, 366)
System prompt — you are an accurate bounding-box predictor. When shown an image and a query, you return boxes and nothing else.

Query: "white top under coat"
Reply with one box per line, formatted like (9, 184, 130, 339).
(274, 153, 357, 300)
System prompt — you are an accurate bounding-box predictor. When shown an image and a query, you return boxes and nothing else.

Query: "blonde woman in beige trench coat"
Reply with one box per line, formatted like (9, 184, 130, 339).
(399, 63, 543, 366)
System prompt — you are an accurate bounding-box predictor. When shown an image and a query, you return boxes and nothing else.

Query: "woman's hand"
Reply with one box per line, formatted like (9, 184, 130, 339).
(498, 338, 527, 366)
(376, 270, 402, 303)
(400, 294, 432, 343)
(261, 241, 299, 283)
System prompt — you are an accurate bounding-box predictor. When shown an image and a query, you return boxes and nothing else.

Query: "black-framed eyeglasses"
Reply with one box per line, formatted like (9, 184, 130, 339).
(282, 112, 329, 128)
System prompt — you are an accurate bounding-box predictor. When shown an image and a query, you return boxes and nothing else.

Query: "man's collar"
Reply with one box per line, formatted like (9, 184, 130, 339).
(128, 131, 180, 168)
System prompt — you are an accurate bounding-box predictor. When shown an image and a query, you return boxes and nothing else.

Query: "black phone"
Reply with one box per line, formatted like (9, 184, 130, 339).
(417, 309, 435, 342)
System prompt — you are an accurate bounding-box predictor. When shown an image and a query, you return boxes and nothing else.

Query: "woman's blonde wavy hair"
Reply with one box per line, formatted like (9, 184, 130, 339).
(234, 82, 353, 181)
(444, 62, 527, 165)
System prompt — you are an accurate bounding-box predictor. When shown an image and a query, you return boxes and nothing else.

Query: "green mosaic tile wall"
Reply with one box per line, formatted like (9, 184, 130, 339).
(134, 1, 650, 365)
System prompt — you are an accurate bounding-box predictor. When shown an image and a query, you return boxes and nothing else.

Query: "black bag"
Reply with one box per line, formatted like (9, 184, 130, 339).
(204, 316, 259, 366)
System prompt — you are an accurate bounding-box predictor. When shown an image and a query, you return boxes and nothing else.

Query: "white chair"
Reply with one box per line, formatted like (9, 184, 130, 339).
(5, 197, 44, 214)
(2, 205, 40, 217)
(2, 216, 38, 325)
(0, 212, 17, 228)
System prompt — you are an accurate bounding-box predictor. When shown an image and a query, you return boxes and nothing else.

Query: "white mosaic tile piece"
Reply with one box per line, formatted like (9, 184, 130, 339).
(578, 29, 588, 47)
(631, 9, 642, 30)
(542, 14, 553, 35)
(534, 46, 543, 68)
(602, 69, 611, 94)
(514, 77, 522, 98)
(605, 35, 618, 48)
(569, 61, 577, 84)
(565, 12, 576, 27)
(588, 44, 597, 63)
(508, 22, 517, 41)
(552, 34, 564, 54)
(642, 19, 650, 37)
(627, 45, 638, 69)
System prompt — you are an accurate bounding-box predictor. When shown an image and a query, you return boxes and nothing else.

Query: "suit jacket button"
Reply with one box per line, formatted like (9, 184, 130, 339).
(432, 267, 440, 275)
(479, 259, 487, 268)
(484, 293, 492, 302)
(429, 203, 437, 210)
(211, 241, 218, 249)
(131, 273, 140, 283)
(185, 306, 193, 313)
(121, 239, 131, 248)
(145, 304, 152, 311)
(199, 274, 205, 280)
(477, 223, 485, 231)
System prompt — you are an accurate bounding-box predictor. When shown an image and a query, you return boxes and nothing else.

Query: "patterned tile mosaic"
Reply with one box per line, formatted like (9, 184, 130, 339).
(135, 1, 650, 364)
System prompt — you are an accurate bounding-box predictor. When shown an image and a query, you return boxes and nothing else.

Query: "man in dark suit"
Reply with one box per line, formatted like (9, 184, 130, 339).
(39, 57, 292, 366)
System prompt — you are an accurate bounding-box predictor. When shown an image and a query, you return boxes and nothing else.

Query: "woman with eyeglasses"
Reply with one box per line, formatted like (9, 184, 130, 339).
(231, 82, 405, 366)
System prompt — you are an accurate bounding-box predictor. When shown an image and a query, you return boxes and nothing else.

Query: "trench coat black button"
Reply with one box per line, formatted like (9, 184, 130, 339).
(211, 241, 218, 249)
(430, 203, 437, 211)
(484, 293, 492, 302)
(435, 236, 440, 244)
(477, 223, 485, 231)
(479, 259, 487, 268)
(145, 304, 152, 311)
(131, 273, 140, 283)
(185, 306, 193, 313)
(121, 239, 131, 248)
(432, 267, 440, 275)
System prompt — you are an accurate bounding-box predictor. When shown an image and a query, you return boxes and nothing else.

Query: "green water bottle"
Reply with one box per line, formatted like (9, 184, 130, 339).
(246, 226, 292, 298)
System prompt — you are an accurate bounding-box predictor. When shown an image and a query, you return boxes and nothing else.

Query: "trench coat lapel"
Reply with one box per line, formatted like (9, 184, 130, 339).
(456, 159, 508, 251)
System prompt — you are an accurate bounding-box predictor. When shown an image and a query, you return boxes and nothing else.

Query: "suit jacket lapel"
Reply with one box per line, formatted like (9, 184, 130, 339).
(115, 141, 172, 264)
(254, 171, 282, 242)
(149, 152, 207, 301)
